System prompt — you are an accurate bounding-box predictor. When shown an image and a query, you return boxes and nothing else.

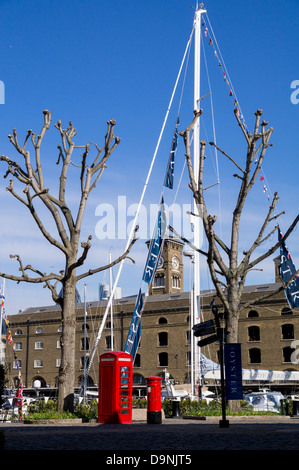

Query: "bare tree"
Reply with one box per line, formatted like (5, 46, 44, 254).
(179, 107, 299, 344)
(0, 110, 138, 411)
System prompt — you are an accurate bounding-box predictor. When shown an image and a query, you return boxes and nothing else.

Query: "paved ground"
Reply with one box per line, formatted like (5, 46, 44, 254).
(2, 416, 299, 455)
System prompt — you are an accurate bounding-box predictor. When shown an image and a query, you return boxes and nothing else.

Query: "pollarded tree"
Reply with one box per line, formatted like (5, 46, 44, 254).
(179, 107, 299, 344)
(0, 110, 138, 412)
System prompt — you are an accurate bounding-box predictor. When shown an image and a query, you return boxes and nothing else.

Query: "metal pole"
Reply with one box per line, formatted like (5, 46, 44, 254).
(109, 251, 114, 351)
(83, 283, 87, 401)
(0, 279, 5, 365)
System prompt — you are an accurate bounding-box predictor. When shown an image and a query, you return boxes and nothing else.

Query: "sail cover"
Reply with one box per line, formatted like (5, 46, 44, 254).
(279, 227, 299, 309)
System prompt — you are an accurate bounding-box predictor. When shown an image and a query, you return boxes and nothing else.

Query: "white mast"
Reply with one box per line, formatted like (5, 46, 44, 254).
(193, 3, 206, 396)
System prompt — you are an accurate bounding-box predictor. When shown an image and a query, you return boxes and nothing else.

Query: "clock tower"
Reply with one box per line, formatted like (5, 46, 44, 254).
(146, 236, 184, 295)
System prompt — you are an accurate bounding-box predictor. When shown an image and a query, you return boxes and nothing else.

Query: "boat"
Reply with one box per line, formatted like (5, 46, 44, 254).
(244, 391, 285, 413)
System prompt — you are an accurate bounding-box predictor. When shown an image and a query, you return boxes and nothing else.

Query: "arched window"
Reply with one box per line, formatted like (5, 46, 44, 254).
(82, 323, 90, 330)
(282, 324, 294, 340)
(158, 332, 168, 347)
(249, 348, 261, 364)
(248, 326, 260, 342)
(36, 327, 43, 334)
(15, 329, 22, 335)
(158, 317, 167, 324)
(281, 307, 293, 315)
(133, 373, 146, 385)
(248, 310, 259, 318)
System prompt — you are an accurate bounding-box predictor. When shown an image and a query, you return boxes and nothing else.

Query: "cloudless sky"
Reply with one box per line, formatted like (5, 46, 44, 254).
(0, 0, 298, 315)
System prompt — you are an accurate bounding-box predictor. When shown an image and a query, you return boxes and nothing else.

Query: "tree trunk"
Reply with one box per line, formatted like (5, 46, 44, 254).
(57, 268, 77, 413)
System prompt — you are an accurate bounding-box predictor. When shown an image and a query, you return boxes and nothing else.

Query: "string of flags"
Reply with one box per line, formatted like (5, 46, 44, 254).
(1, 294, 19, 367)
(202, 16, 276, 206)
(202, 18, 249, 134)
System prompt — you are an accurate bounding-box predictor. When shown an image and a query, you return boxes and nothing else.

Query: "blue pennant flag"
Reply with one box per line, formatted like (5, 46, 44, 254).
(124, 288, 143, 361)
(142, 197, 167, 284)
(164, 117, 179, 189)
(279, 228, 299, 309)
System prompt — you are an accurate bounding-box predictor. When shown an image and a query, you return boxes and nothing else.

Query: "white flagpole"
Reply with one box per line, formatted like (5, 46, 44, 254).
(193, 4, 206, 397)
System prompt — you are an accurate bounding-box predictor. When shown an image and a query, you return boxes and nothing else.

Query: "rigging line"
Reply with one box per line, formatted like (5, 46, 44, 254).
(204, 12, 246, 128)
(204, 13, 280, 228)
(79, 24, 195, 396)
(200, 27, 223, 239)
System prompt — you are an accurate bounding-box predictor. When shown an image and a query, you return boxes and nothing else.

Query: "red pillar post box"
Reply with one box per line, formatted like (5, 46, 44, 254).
(146, 376, 162, 424)
(98, 351, 133, 424)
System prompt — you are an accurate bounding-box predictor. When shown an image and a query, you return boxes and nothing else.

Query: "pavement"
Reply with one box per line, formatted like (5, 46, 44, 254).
(2, 416, 299, 456)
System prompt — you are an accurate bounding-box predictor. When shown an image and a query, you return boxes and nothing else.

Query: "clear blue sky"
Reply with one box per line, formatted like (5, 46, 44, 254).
(0, 0, 298, 314)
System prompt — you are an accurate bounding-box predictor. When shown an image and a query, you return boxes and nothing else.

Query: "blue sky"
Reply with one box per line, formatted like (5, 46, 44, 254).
(0, 0, 298, 314)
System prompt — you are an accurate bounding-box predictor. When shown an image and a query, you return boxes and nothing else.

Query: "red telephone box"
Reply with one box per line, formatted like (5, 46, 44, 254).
(98, 351, 133, 424)
(146, 376, 162, 424)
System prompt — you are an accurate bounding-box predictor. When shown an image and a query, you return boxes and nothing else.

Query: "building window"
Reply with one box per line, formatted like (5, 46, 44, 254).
(248, 310, 259, 318)
(187, 351, 191, 366)
(80, 337, 90, 350)
(249, 348, 261, 364)
(282, 324, 294, 340)
(281, 307, 293, 315)
(133, 373, 146, 385)
(82, 323, 90, 330)
(154, 275, 165, 287)
(172, 276, 180, 289)
(35, 341, 43, 350)
(186, 330, 191, 345)
(80, 356, 90, 370)
(34, 359, 43, 368)
(105, 335, 114, 349)
(283, 346, 295, 363)
(134, 354, 141, 368)
(56, 358, 61, 368)
(15, 342, 22, 351)
(248, 326, 260, 342)
(158, 352, 168, 367)
(158, 332, 168, 347)
(158, 317, 167, 324)
(57, 339, 61, 349)
(13, 359, 21, 369)
(15, 329, 23, 335)
(58, 326, 63, 332)
(36, 327, 44, 334)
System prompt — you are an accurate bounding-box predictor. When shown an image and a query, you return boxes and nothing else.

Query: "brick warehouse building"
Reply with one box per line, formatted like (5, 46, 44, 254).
(3, 238, 299, 397)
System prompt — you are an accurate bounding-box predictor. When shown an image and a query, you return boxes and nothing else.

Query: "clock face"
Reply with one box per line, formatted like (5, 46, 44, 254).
(157, 256, 164, 269)
(172, 256, 179, 270)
